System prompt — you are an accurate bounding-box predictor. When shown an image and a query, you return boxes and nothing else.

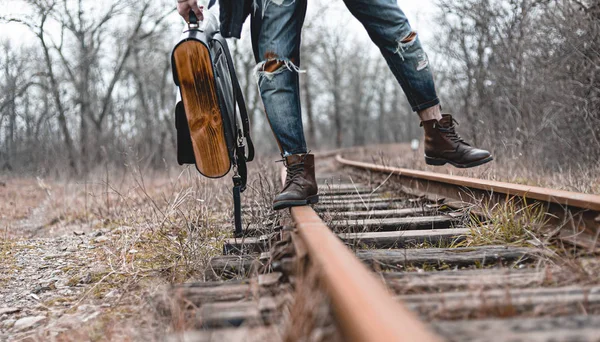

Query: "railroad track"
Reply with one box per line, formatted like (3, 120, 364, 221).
(158, 153, 600, 341)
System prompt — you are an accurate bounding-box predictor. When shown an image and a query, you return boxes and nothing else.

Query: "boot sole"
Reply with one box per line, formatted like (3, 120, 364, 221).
(425, 155, 494, 168)
(273, 195, 319, 211)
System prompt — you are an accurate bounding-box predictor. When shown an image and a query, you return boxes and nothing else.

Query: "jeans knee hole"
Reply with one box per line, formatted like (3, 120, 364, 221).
(401, 31, 417, 44)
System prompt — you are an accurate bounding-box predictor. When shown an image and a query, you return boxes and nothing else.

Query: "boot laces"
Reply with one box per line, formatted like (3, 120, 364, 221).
(435, 118, 467, 144)
(276, 153, 309, 188)
(282, 163, 304, 189)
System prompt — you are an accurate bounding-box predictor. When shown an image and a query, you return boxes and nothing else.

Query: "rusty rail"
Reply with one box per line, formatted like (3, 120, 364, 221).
(281, 169, 442, 342)
(335, 154, 600, 251)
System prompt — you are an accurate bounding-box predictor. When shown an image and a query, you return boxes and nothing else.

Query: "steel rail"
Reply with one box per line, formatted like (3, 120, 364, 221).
(335, 155, 600, 250)
(281, 169, 442, 342)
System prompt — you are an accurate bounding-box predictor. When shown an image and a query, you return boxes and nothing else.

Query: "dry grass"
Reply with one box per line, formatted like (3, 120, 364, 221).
(282, 264, 341, 342)
(243, 163, 286, 237)
(42, 166, 233, 340)
(1, 156, 284, 340)
(0, 177, 50, 233)
(0, 238, 19, 286)
(460, 198, 551, 247)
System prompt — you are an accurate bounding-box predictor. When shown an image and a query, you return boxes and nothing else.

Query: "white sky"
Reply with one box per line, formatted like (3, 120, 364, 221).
(387, 1, 438, 42)
(1, 0, 41, 43)
(0, 0, 439, 47)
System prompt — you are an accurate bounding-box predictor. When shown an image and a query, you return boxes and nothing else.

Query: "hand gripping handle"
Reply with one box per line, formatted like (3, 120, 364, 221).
(188, 10, 199, 28)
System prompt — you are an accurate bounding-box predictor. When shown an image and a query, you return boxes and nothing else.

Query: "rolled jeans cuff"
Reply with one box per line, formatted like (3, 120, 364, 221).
(411, 97, 440, 112)
(282, 148, 308, 157)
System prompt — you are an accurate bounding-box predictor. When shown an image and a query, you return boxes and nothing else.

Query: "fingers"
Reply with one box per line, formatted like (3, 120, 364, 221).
(177, 1, 204, 22)
(177, 2, 190, 22)
(190, 3, 204, 22)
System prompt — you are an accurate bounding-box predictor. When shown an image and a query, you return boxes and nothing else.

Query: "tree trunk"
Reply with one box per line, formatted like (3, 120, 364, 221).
(333, 62, 342, 148)
(302, 68, 316, 146)
(38, 18, 78, 173)
(378, 81, 387, 144)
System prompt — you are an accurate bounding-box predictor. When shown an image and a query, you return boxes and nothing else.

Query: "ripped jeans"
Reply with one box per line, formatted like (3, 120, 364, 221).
(251, 0, 439, 156)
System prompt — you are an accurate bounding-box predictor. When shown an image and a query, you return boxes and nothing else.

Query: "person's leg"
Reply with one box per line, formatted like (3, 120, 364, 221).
(342, 0, 439, 116)
(343, 0, 492, 168)
(250, 0, 318, 209)
(251, 0, 307, 157)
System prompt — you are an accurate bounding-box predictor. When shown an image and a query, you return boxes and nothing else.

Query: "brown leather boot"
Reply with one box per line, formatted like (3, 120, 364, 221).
(422, 114, 493, 168)
(273, 153, 319, 210)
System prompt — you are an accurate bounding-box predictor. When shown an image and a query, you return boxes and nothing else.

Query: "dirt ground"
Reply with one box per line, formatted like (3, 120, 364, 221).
(0, 166, 240, 341)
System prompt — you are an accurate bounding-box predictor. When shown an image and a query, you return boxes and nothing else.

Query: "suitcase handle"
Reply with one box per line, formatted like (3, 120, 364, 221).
(189, 10, 199, 29)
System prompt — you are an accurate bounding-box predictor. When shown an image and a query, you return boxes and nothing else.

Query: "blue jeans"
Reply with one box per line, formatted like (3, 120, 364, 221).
(251, 0, 439, 156)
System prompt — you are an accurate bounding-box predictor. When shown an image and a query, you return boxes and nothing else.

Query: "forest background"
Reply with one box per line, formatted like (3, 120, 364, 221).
(0, 0, 599, 187)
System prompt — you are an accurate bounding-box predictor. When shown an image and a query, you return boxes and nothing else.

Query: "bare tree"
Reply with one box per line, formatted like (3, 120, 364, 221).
(435, 0, 600, 168)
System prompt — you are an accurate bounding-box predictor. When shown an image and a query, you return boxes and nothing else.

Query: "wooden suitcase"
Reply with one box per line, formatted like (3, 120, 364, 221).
(172, 10, 250, 178)
(171, 9, 254, 237)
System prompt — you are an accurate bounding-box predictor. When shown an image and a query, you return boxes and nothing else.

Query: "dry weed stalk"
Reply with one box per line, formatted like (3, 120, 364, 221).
(282, 263, 341, 342)
(462, 197, 551, 247)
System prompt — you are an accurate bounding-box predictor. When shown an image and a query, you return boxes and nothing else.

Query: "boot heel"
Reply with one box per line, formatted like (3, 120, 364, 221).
(425, 156, 447, 166)
(307, 195, 319, 205)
